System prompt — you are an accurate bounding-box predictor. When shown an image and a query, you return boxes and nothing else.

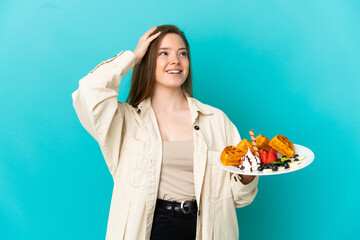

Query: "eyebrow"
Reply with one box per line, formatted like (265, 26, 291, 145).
(158, 47, 187, 50)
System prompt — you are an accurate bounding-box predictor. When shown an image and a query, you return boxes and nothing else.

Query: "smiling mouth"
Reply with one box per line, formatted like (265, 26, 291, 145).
(166, 70, 182, 74)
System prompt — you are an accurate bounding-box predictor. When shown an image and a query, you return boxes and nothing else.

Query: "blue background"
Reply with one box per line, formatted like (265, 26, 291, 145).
(1, 0, 359, 239)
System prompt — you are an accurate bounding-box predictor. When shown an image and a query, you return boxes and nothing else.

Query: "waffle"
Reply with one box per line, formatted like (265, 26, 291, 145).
(269, 135, 294, 158)
(236, 139, 255, 155)
(220, 146, 245, 166)
(256, 134, 271, 151)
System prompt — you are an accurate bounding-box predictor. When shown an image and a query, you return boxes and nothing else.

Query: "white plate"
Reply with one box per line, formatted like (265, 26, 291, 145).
(217, 144, 314, 176)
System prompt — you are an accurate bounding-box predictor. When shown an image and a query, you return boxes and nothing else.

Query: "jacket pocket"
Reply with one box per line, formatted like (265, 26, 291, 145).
(122, 134, 147, 188)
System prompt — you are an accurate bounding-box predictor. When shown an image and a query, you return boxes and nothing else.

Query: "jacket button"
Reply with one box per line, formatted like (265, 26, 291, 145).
(194, 125, 200, 130)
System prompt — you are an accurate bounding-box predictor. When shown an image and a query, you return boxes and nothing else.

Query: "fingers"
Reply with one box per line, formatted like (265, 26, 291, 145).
(142, 26, 158, 39)
(145, 26, 157, 35)
(147, 31, 161, 43)
(134, 26, 162, 65)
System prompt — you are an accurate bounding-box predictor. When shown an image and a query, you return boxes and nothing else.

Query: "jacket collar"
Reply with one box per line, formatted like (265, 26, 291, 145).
(136, 97, 151, 114)
(184, 91, 213, 124)
(136, 91, 213, 122)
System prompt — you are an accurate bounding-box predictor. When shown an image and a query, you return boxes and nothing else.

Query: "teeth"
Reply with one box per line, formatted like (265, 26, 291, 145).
(167, 70, 181, 74)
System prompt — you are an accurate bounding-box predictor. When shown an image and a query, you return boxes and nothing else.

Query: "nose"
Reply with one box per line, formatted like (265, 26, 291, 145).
(170, 54, 180, 65)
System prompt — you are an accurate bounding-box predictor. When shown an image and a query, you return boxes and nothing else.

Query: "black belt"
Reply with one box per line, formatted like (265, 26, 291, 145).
(156, 199, 198, 214)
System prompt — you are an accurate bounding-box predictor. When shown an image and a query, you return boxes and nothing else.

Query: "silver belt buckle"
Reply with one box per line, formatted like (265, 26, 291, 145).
(180, 201, 191, 214)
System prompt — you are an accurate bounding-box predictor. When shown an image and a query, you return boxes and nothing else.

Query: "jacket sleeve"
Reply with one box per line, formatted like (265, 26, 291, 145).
(71, 50, 136, 177)
(223, 113, 260, 208)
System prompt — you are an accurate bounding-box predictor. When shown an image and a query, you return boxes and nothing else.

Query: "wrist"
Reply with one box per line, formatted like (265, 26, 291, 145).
(238, 174, 256, 185)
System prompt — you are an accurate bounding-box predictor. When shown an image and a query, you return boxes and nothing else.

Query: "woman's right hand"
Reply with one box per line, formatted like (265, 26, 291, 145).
(133, 26, 162, 65)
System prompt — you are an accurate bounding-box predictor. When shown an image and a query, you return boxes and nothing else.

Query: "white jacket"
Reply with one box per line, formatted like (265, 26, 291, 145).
(72, 50, 259, 240)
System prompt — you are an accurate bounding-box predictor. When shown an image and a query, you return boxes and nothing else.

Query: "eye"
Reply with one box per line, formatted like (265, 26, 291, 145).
(180, 51, 187, 56)
(159, 51, 167, 56)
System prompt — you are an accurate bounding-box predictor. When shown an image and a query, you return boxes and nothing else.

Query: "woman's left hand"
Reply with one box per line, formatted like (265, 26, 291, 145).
(238, 174, 256, 185)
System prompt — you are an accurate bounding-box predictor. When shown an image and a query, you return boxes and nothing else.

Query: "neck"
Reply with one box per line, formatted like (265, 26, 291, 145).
(151, 85, 188, 112)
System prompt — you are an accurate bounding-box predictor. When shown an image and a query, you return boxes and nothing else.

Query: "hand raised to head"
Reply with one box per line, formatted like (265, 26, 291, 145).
(133, 26, 161, 65)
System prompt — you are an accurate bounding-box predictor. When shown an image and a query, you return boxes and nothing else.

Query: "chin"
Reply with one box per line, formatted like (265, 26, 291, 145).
(164, 83, 183, 89)
(157, 78, 186, 89)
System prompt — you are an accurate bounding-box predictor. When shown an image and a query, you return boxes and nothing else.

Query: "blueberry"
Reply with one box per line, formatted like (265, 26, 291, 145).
(294, 154, 299, 157)
(284, 163, 290, 169)
(277, 158, 281, 162)
(294, 158, 299, 161)
(272, 165, 278, 171)
(258, 166, 264, 171)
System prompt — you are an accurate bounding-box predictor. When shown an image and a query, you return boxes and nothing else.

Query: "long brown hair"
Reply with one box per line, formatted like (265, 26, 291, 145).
(126, 25, 193, 107)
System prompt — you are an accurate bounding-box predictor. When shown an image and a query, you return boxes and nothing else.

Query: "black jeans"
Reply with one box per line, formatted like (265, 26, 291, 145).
(150, 201, 197, 240)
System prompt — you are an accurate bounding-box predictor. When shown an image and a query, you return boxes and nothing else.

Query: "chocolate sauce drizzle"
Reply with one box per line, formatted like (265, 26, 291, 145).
(239, 155, 254, 172)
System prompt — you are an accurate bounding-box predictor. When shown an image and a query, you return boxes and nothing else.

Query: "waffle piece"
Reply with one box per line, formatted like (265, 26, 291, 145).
(220, 146, 245, 166)
(237, 139, 255, 155)
(269, 135, 294, 158)
(256, 134, 271, 151)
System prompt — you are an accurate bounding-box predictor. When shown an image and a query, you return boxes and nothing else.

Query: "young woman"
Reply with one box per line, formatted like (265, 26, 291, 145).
(72, 25, 259, 240)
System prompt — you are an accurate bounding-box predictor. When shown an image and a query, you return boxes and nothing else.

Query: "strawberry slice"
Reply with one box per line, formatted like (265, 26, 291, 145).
(259, 149, 268, 165)
(267, 148, 277, 164)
